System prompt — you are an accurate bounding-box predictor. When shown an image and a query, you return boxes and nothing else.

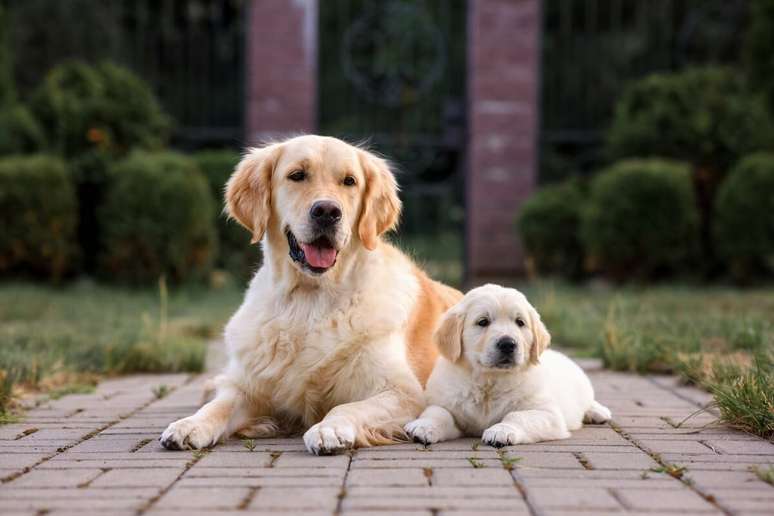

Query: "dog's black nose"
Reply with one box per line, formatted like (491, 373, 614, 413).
(496, 337, 516, 355)
(310, 200, 342, 227)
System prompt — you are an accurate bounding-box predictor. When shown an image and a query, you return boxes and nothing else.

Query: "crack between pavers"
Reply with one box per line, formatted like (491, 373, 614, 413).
(608, 420, 734, 516)
(237, 449, 281, 510)
(508, 468, 546, 516)
(646, 376, 719, 415)
(607, 487, 631, 510)
(572, 451, 594, 470)
(333, 449, 353, 516)
(135, 444, 209, 515)
(77, 467, 111, 489)
(0, 374, 197, 485)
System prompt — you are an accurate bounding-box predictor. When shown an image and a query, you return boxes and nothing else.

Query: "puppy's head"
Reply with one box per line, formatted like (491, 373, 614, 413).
(434, 284, 550, 371)
(225, 135, 401, 277)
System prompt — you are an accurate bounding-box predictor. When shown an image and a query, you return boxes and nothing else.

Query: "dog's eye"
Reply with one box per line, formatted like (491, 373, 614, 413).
(343, 175, 356, 187)
(476, 317, 490, 327)
(288, 170, 306, 182)
(516, 318, 525, 327)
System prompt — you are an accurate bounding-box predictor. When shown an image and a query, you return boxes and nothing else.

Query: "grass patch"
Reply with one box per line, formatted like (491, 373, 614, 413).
(750, 465, 774, 486)
(514, 282, 774, 439)
(0, 279, 242, 417)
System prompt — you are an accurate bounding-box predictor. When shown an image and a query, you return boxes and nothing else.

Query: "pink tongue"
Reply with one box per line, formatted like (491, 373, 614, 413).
(300, 243, 337, 269)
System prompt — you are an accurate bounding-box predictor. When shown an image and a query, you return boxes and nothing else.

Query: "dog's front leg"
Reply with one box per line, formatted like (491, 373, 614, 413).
(482, 407, 570, 447)
(404, 405, 463, 445)
(303, 385, 423, 455)
(160, 379, 257, 450)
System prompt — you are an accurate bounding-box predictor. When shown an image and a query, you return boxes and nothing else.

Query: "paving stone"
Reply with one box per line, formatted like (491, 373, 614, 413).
(90, 467, 182, 487)
(705, 440, 774, 455)
(10, 468, 103, 488)
(155, 486, 251, 509)
(527, 486, 622, 510)
(616, 487, 718, 511)
(582, 451, 659, 470)
(273, 451, 349, 469)
(639, 439, 717, 454)
(351, 458, 502, 469)
(432, 468, 514, 486)
(248, 487, 340, 511)
(347, 468, 429, 486)
(193, 452, 274, 468)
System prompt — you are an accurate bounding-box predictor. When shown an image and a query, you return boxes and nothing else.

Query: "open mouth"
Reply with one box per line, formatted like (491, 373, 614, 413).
(286, 230, 338, 274)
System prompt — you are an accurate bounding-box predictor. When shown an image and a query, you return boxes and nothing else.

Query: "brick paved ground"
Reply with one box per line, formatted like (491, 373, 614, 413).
(1, 357, 772, 516)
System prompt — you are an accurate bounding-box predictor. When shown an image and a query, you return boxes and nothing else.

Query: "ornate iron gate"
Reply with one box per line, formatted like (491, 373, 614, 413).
(318, 0, 467, 278)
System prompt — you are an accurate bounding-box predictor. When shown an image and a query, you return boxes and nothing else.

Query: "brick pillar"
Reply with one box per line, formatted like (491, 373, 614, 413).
(245, 0, 318, 142)
(466, 0, 541, 279)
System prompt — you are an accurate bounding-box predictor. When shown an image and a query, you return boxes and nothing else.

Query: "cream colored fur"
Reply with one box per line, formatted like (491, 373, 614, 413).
(405, 284, 612, 447)
(160, 135, 459, 455)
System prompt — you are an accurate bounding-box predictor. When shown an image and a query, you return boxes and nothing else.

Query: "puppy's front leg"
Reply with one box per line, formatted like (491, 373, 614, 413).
(404, 405, 463, 445)
(304, 385, 423, 455)
(483, 407, 570, 447)
(161, 379, 256, 450)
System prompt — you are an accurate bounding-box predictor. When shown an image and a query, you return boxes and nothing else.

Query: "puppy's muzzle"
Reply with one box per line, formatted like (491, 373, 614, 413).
(495, 336, 517, 367)
(310, 200, 342, 230)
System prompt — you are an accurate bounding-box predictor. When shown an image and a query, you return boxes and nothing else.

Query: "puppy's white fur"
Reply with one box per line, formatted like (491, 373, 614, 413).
(405, 284, 611, 447)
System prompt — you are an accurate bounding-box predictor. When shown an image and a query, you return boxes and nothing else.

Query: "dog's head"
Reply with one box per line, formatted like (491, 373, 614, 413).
(225, 135, 401, 277)
(434, 284, 551, 371)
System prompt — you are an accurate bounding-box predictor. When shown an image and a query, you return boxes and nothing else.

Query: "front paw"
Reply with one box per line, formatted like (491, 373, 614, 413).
(404, 418, 441, 445)
(303, 418, 356, 455)
(482, 422, 524, 448)
(160, 416, 220, 450)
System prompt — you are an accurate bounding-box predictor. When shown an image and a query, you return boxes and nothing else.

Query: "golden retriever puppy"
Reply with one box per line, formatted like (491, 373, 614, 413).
(405, 284, 611, 447)
(160, 135, 461, 454)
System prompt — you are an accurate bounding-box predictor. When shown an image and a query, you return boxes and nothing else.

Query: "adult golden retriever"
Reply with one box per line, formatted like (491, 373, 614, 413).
(160, 135, 461, 454)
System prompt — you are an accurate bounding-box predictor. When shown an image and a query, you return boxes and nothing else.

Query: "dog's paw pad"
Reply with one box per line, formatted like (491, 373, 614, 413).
(303, 420, 356, 455)
(482, 423, 523, 448)
(404, 418, 440, 445)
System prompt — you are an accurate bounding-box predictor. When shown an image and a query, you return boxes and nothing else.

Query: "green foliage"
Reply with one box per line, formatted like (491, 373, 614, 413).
(581, 159, 699, 279)
(517, 179, 585, 278)
(0, 155, 77, 280)
(714, 153, 774, 280)
(0, 104, 45, 155)
(31, 60, 170, 158)
(0, 5, 13, 106)
(607, 68, 773, 172)
(98, 151, 216, 284)
(192, 150, 258, 280)
(709, 353, 773, 439)
(744, 0, 774, 114)
(0, 281, 242, 413)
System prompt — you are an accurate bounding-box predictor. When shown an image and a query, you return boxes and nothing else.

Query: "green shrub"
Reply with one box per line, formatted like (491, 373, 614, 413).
(608, 68, 773, 172)
(98, 151, 216, 284)
(193, 149, 258, 280)
(517, 179, 584, 278)
(0, 155, 77, 279)
(581, 159, 698, 279)
(715, 153, 774, 280)
(31, 60, 170, 158)
(0, 104, 45, 155)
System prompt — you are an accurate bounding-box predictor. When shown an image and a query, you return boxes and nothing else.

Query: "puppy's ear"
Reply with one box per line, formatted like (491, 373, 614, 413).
(528, 305, 551, 365)
(357, 150, 401, 251)
(434, 306, 465, 363)
(225, 143, 282, 244)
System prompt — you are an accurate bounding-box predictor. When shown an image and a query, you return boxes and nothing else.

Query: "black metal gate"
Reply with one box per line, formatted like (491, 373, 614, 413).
(540, 0, 748, 183)
(318, 0, 467, 282)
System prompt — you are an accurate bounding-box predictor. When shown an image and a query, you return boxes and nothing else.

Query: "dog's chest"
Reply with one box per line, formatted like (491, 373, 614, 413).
(449, 381, 531, 434)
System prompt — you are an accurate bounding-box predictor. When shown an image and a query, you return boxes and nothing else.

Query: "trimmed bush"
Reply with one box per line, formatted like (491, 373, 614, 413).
(608, 68, 773, 172)
(581, 159, 699, 279)
(193, 150, 258, 280)
(0, 104, 45, 155)
(31, 60, 170, 158)
(98, 151, 216, 284)
(517, 179, 584, 278)
(715, 153, 774, 280)
(0, 155, 77, 279)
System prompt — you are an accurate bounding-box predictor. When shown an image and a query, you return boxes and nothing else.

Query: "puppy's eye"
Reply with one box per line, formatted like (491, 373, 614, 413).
(476, 317, 490, 328)
(516, 318, 525, 327)
(343, 175, 356, 187)
(288, 170, 306, 182)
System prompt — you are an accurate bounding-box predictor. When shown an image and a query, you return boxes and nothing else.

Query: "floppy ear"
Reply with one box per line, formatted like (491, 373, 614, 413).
(434, 306, 465, 363)
(528, 306, 551, 365)
(357, 150, 402, 251)
(225, 144, 282, 244)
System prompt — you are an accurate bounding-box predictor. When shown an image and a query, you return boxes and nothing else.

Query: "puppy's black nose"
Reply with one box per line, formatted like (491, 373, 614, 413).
(310, 200, 342, 227)
(496, 337, 517, 355)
